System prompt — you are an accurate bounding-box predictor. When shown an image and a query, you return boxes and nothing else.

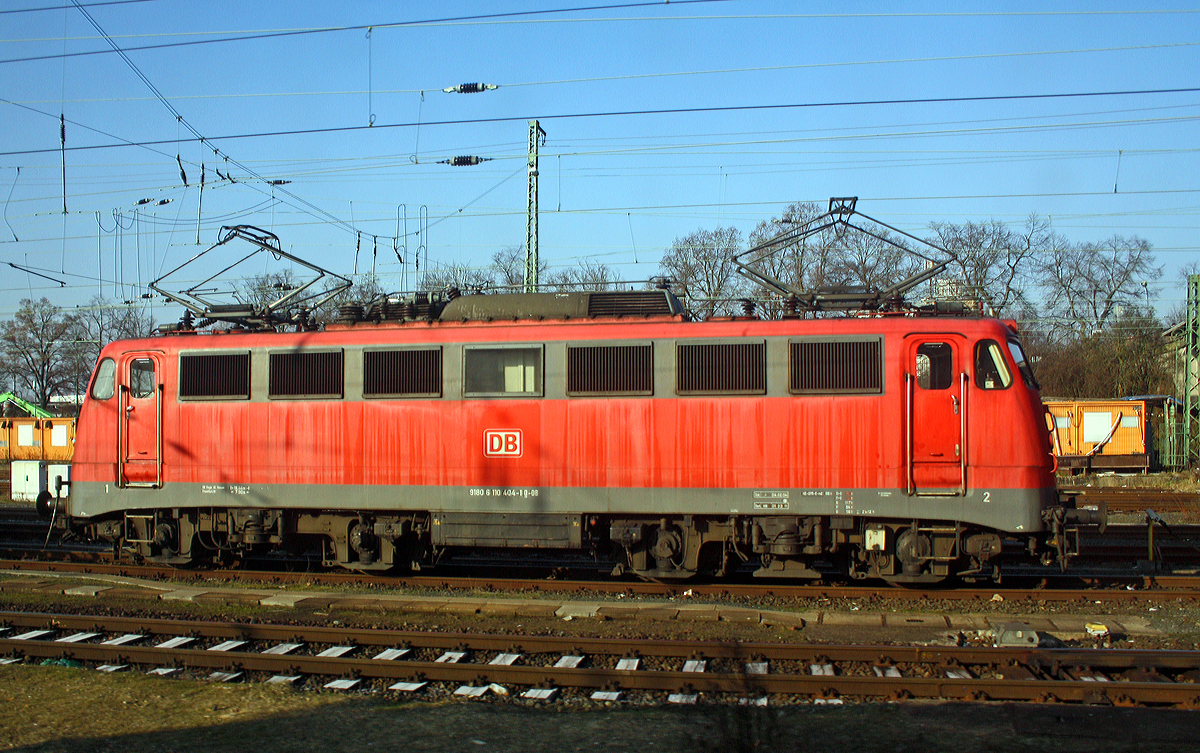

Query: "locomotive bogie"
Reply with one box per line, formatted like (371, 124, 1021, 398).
(64, 291, 1072, 581)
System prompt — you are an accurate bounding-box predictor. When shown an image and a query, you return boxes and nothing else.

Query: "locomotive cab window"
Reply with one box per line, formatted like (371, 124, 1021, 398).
(973, 340, 1012, 390)
(464, 345, 542, 396)
(1007, 339, 1039, 389)
(915, 343, 953, 390)
(129, 359, 156, 398)
(179, 352, 250, 400)
(269, 350, 344, 399)
(90, 357, 116, 400)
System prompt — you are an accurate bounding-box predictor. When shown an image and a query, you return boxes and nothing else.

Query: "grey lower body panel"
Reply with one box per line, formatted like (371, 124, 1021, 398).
(68, 480, 1051, 533)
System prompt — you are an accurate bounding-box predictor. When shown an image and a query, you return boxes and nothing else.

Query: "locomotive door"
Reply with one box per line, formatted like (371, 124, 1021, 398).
(906, 338, 967, 495)
(118, 353, 163, 488)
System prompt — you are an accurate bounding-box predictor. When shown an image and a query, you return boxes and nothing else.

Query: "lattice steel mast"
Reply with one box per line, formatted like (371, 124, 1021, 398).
(524, 120, 546, 293)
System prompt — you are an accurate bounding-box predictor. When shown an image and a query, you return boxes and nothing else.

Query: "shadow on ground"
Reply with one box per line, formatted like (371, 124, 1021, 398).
(8, 697, 1200, 753)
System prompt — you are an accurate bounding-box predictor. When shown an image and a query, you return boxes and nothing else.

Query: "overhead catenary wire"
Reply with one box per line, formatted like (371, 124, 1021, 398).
(12, 41, 1200, 105)
(5, 5, 1200, 66)
(3, 168, 19, 241)
(2, 9, 1198, 318)
(0, 0, 739, 65)
(6, 84, 1200, 159)
(65, 0, 368, 240)
(0, 0, 156, 16)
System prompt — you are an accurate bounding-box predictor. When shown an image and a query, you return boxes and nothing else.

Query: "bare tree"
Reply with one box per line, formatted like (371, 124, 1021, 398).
(490, 245, 546, 289)
(1162, 262, 1200, 329)
(657, 226, 745, 319)
(233, 269, 301, 314)
(1, 298, 82, 410)
(420, 260, 495, 291)
(312, 273, 385, 325)
(833, 226, 922, 293)
(1029, 310, 1172, 398)
(0, 354, 15, 396)
(745, 202, 841, 317)
(927, 215, 1051, 316)
(1038, 234, 1161, 335)
(67, 298, 155, 396)
(545, 260, 621, 292)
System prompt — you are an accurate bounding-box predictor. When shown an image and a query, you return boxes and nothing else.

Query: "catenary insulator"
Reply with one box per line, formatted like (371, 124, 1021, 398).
(442, 83, 499, 94)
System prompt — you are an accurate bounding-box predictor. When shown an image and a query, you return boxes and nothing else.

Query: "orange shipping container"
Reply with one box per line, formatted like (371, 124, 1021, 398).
(0, 417, 75, 462)
(1044, 400, 1149, 472)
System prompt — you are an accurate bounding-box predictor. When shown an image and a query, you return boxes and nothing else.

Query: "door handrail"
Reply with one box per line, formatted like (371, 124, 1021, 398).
(959, 370, 968, 496)
(905, 372, 914, 496)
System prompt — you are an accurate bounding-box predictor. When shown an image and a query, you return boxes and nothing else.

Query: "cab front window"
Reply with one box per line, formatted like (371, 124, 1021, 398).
(90, 358, 116, 400)
(974, 340, 1012, 390)
(1007, 340, 1039, 389)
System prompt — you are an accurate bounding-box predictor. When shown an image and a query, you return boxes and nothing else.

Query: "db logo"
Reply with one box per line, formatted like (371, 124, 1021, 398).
(484, 429, 523, 457)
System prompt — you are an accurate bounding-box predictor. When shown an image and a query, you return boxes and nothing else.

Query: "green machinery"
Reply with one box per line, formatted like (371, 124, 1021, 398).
(0, 392, 52, 419)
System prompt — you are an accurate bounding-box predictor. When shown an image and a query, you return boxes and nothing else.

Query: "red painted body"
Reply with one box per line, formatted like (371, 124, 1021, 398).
(72, 315, 1054, 500)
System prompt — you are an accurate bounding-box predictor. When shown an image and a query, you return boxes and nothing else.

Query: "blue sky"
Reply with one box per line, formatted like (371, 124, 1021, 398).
(2, 1, 1199, 321)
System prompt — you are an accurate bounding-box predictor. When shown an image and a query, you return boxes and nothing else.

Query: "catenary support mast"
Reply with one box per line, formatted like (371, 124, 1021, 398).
(524, 120, 546, 293)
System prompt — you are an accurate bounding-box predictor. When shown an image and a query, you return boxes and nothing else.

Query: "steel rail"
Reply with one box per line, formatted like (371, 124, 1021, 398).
(4, 560, 1200, 601)
(4, 611, 1200, 667)
(1063, 488, 1200, 514)
(3, 612, 1200, 706)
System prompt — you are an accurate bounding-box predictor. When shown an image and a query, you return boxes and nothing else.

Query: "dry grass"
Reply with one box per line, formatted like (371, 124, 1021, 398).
(2, 665, 1199, 752)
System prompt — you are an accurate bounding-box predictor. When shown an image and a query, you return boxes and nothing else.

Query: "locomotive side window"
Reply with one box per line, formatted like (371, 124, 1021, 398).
(973, 340, 1012, 390)
(789, 338, 882, 394)
(364, 347, 442, 398)
(90, 357, 116, 400)
(676, 341, 766, 395)
(463, 346, 542, 396)
(567, 344, 653, 396)
(915, 343, 952, 390)
(129, 359, 156, 398)
(1007, 340, 1040, 389)
(269, 350, 344, 399)
(179, 352, 250, 400)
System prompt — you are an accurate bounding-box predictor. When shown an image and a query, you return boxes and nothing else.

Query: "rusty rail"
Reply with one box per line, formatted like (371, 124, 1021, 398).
(2, 611, 1199, 706)
(4, 559, 1200, 602)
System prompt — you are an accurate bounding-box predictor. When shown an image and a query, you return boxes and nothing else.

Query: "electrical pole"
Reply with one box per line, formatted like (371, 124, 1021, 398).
(525, 120, 546, 293)
(1184, 274, 1200, 466)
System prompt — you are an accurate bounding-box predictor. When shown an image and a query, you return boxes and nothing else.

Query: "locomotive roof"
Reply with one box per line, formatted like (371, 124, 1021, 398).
(114, 292, 1019, 359)
(436, 290, 687, 321)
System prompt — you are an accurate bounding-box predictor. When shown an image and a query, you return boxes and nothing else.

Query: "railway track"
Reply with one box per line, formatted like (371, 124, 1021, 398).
(4, 558, 1200, 603)
(2, 610, 1199, 707)
(1063, 487, 1200, 514)
(5, 508, 1200, 594)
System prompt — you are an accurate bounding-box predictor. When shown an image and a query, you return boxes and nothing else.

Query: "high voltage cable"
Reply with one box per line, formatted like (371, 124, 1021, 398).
(6, 101, 1198, 178)
(6, 6, 1200, 56)
(444, 101, 1200, 153)
(7, 94, 1198, 169)
(9, 191, 1200, 247)
(0, 0, 154, 15)
(0, 0, 736, 65)
(65, 0, 367, 239)
(5, 141, 1192, 207)
(10, 41, 1199, 103)
(5, 85, 1200, 158)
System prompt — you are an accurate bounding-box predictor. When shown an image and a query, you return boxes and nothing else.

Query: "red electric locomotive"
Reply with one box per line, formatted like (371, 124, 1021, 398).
(60, 202, 1101, 582)
(64, 288, 1097, 583)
